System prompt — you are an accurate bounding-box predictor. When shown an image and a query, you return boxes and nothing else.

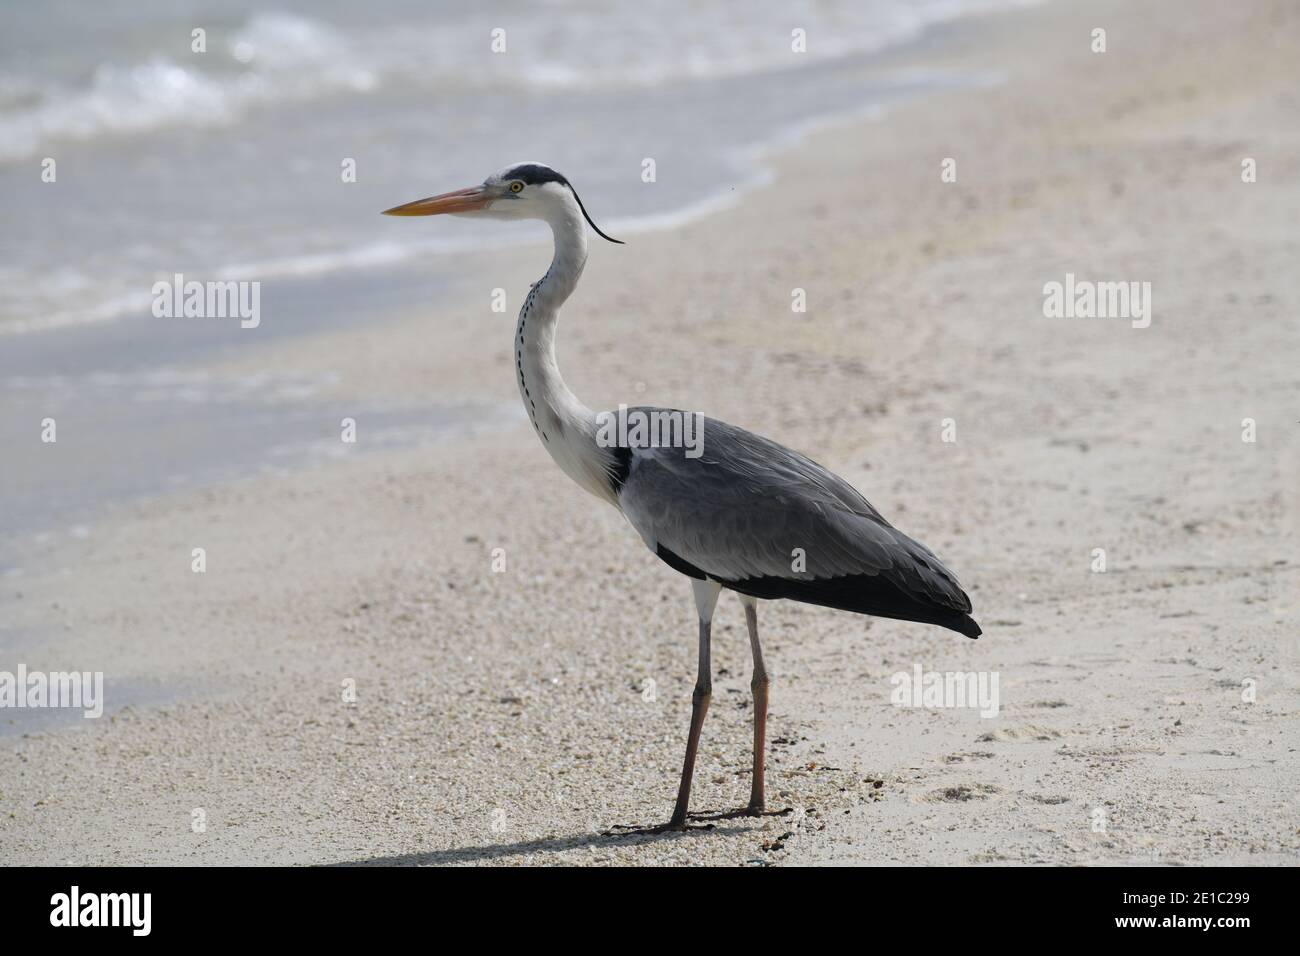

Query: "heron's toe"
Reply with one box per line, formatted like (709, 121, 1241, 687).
(602, 819, 712, 837)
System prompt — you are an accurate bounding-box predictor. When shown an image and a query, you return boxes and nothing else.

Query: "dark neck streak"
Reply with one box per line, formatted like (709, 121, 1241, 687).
(511, 209, 622, 505)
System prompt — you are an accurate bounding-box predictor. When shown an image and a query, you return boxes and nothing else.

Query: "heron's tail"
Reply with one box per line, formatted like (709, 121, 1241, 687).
(726, 572, 982, 639)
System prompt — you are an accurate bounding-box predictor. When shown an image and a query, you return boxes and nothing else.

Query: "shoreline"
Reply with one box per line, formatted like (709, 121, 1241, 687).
(0, 15, 1005, 561)
(2, 0, 1298, 866)
(0, 69, 993, 338)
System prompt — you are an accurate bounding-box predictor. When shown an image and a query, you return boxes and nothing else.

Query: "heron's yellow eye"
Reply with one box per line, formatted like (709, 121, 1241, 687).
(509, 181, 524, 193)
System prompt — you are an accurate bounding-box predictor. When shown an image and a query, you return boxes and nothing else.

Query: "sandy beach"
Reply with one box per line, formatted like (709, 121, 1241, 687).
(2, 0, 1298, 866)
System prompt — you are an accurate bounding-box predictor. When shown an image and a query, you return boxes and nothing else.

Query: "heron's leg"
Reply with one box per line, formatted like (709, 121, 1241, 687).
(682, 596, 788, 824)
(665, 579, 721, 828)
(744, 597, 771, 814)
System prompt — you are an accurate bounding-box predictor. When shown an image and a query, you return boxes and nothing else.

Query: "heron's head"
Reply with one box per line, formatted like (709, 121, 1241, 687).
(382, 162, 622, 243)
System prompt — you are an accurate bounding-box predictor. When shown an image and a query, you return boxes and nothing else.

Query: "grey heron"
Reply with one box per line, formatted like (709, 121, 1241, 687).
(384, 163, 980, 833)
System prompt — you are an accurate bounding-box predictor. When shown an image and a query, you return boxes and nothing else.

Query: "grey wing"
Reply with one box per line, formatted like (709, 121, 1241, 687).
(615, 411, 977, 635)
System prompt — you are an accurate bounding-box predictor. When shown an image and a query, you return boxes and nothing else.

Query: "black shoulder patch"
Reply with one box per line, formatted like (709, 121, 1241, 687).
(606, 445, 632, 493)
(503, 163, 569, 188)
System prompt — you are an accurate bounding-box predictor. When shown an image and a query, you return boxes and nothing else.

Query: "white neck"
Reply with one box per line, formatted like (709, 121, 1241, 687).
(514, 196, 619, 505)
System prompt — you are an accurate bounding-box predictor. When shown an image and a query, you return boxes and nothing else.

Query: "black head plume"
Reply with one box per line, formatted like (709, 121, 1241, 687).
(569, 184, 624, 244)
(502, 163, 624, 244)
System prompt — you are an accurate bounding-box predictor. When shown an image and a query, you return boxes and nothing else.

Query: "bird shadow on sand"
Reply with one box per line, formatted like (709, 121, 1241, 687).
(332, 821, 751, 866)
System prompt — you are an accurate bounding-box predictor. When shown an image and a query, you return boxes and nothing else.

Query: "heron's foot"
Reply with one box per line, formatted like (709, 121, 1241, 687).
(688, 804, 793, 821)
(602, 817, 714, 838)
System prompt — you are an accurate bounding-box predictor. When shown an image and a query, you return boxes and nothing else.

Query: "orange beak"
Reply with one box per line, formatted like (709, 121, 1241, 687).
(382, 186, 491, 217)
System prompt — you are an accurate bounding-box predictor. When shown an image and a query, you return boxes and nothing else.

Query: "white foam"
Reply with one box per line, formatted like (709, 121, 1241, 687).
(0, 1, 1036, 161)
(0, 13, 376, 161)
(0, 1, 1033, 337)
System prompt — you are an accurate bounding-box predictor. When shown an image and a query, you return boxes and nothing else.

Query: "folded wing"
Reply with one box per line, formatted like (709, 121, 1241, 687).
(615, 410, 980, 638)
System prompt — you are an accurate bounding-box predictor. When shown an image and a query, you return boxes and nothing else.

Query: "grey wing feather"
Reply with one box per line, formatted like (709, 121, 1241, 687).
(616, 410, 972, 614)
